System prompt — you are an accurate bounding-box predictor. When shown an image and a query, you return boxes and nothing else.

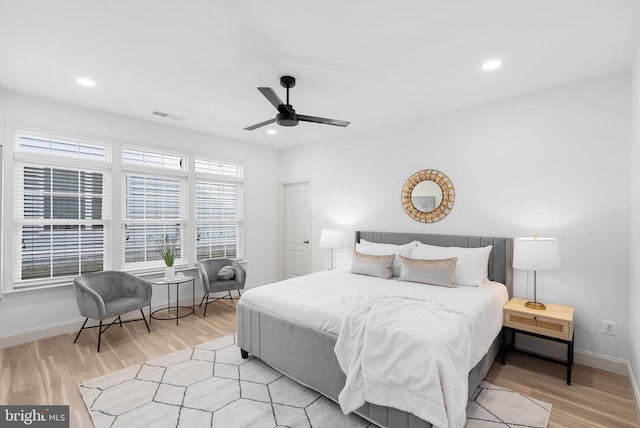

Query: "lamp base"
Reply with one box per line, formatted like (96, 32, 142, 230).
(525, 300, 546, 310)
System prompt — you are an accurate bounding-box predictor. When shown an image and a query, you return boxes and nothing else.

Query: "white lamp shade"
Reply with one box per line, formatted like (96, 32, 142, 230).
(513, 237, 562, 271)
(319, 229, 344, 249)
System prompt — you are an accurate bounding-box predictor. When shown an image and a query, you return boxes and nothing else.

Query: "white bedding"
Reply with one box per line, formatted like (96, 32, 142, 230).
(239, 268, 508, 368)
(335, 297, 472, 427)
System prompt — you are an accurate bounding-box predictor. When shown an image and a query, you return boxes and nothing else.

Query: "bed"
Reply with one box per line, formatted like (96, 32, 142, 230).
(237, 231, 513, 428)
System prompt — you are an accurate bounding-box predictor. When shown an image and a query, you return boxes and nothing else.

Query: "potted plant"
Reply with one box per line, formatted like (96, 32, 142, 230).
(158, 236, 178, 278)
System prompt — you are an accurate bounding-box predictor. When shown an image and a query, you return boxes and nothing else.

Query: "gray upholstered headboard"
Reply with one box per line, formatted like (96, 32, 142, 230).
(355, 231, 513, 297)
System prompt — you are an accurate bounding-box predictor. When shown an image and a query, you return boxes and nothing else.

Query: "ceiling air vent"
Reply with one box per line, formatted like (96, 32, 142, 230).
(152, 111, 186, 121)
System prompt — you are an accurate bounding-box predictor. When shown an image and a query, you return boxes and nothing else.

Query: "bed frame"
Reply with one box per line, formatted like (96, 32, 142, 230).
(238, 231, 513, 428)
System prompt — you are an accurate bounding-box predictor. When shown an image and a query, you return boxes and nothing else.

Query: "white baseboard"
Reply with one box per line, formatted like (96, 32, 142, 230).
(515, 334, 628, 376)
(0, 297, 202, 350)
(0, 319, 83, 349)
(628, 362, 640, 418)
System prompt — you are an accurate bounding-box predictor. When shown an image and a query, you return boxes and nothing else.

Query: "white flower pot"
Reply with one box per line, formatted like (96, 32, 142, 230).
(165, 266, 175, 279)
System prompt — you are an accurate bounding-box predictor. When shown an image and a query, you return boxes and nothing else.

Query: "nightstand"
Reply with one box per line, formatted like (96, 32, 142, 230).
(501, 297, 575, 384)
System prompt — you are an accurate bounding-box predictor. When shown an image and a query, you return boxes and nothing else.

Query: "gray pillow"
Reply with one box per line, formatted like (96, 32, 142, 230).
(351, 250, 394, 279)
(397, 255, 457, 287)
(217, 265, 235, 280)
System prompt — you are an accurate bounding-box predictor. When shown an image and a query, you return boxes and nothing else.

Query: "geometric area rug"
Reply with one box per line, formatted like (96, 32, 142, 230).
(79, 334, 551, 428)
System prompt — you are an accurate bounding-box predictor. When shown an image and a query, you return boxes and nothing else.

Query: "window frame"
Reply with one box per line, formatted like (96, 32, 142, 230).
(194, 157, 244, 262)
(10, 128, 111, 290)
(1, 126, 248, 294)
(121, 146, 188, 273)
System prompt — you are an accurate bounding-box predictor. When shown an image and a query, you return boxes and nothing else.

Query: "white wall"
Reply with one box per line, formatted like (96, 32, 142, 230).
(0, 89, 280, 343)
(629, 47, 640, 388)
(280, 73, 631, 360)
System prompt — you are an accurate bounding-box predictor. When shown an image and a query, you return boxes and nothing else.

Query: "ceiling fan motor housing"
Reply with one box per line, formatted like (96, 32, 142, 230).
(277, 106, 298, 126)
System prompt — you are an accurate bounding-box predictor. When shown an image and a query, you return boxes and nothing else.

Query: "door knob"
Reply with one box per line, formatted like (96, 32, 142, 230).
(303, 240, 309, 244)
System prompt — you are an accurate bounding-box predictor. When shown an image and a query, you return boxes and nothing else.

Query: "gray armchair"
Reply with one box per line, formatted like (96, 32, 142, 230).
(197, 259, 246, 317)
(73, 271, 152, 352)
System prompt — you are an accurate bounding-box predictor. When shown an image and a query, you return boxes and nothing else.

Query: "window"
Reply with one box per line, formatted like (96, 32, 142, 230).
(19, 133, 107, 160)
(123, 148, 182, 170)
(122, 148, 186, 269)
(195, 158, 243, 261)
(5, 127, 248, 292)
(13, 132, 109, 286)
(195, 159, 240, 176)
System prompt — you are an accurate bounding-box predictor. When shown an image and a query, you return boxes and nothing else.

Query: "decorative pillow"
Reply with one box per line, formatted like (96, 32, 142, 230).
(410, 244, 493, 286)
(351, 250, 394, 279)
(355, 241, 417, 277)
(217, 265, 235, 280)
(397, 255, 457, 287)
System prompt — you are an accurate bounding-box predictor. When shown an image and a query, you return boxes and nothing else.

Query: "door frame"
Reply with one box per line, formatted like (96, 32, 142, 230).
(278, 179, 312, 280)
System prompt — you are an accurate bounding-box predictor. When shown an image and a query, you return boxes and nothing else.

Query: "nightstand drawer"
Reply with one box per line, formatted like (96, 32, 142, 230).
(504, 310, 571, 340)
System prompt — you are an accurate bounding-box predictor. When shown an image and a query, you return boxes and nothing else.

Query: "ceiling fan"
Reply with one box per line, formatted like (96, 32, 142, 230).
(244, 75, 350, 130)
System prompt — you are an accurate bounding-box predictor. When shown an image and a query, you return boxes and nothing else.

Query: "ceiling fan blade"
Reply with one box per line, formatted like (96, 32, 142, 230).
(258, 87, 293, 114)
(244, 117, 276, 131)
(298, 114, 350, 127)
(258, 87, 284, 111)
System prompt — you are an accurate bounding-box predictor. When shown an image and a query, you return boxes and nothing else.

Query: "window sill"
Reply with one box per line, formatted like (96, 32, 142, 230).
(3, 280, 74, 296)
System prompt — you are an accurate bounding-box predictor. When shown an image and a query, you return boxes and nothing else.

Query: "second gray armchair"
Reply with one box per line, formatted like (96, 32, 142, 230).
(197, 259, 246, 317)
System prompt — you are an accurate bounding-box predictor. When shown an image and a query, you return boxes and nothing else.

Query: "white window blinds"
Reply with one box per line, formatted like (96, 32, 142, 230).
(122, 148, 186, 269)
(13, 131, 110, 286)
(195, 158, 243, 261)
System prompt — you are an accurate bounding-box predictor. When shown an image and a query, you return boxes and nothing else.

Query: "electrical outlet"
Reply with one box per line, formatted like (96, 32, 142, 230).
(602, 320, 616, 336)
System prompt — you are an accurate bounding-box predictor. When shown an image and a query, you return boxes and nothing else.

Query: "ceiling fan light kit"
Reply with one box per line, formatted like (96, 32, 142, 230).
(245, 75, 350, 131)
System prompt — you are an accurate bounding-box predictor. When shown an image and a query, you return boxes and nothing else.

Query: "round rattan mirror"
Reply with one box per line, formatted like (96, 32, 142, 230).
(401, 169, 455, 223)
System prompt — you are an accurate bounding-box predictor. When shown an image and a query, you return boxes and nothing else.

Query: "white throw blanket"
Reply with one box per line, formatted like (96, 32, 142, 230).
(334, 297, 473, 428)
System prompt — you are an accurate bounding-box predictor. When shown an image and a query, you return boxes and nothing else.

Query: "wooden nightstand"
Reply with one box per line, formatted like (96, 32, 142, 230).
(501, 297, 575, 384)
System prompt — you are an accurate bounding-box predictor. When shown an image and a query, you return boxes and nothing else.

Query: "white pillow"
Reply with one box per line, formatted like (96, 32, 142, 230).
(355, 241, 417, 277)
(409, 244, 492, 286)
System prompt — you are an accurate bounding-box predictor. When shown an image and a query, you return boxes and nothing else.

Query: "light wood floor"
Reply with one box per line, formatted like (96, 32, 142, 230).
(1, 300, 638, 428)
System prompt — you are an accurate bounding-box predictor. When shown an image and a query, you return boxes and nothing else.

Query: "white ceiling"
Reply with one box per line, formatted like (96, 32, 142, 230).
(1, 1, 639, 149)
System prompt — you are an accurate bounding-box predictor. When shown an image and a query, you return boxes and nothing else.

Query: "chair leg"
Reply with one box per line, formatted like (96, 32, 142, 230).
(203, 294, 209, 318)
(117, 316, 123, 328)
(140, 309, 151, 333)
(97, 320, 103, 353)
(238, 290, 242, 297)
(73, 318, 89, 343)
(199, 294, 207, 308)
(228, 291, 233, 302)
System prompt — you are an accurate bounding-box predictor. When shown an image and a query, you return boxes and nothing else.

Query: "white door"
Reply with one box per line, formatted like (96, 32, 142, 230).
(282, 182, 311, 279)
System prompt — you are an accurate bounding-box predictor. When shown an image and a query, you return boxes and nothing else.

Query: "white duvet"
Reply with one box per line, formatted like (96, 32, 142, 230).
(239, 268, 508, 368)
(334, 297, 472, 427)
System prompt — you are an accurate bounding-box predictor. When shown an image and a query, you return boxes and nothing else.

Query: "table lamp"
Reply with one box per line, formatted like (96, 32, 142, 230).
(319, 229, 344, 270)
(513, 237, 562, 310)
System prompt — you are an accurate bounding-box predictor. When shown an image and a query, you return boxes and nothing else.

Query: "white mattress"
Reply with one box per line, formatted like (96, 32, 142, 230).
(240, 268, 509, 367)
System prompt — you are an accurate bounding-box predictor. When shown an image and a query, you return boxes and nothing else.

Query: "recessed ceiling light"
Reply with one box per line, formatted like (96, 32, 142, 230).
(266, 129, 277, 135)
(76, 77, 96, 87)
(481, 59, 502, 71)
